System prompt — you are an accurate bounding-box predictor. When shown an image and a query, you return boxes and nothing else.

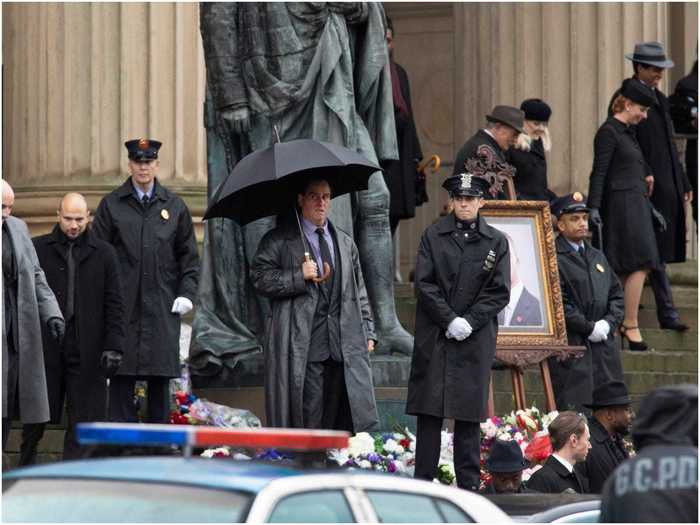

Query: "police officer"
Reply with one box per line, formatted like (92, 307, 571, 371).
(600, 384, 697, 522)
(406, 173, 511, 491)
(92, 139, 200, 423)
(550, 192, 625, 413)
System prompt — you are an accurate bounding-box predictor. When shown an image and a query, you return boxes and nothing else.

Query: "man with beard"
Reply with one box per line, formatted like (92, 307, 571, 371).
(575, 381, 633, 493)
(526, 411, 591, 493)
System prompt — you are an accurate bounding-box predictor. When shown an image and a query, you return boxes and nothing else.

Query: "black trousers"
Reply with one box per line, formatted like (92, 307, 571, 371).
(109, 376, 170, 423)
(649, 264, 679, 323)
(303, 359, 353, 432)
(414, 414, 481, 491)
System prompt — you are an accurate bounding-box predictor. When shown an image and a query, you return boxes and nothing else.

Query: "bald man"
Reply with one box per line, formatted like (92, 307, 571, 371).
(26, 193, 124, 462)
(2, 180, 64, 462)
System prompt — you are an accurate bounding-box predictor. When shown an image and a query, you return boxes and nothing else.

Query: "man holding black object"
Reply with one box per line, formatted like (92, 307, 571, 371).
(407, 173, 510, 491)
(24, 193, 124, 462)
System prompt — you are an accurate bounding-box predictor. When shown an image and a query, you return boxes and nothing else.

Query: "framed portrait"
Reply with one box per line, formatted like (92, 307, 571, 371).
(481, 200, 567, 347)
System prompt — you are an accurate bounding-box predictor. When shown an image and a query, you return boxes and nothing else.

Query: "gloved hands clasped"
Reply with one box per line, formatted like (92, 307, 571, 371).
(445, 317, 473, 341)
(100, 350, 123, 378)
(47, 317, 65, 345)
(588, 320, 610, 343)
(171, 297, 193, 316)
(588, 208, 602, 227)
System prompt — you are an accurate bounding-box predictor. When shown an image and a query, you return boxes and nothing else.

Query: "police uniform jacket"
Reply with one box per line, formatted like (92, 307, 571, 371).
(92, 177, 200, 378)
(33, 226, 125, 423)
(609, 84, 691, 263)
(549, 235, 624, 412)
(526, 455, 589, 494)
(588, 117, 660, 274)
(406, 213, 510, 422)
(575, 417, 629, 494)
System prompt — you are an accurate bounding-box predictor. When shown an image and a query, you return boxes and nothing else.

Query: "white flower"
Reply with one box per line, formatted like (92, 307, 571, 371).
(393, 433, 404, 441)
(200, 447, 231, 458)
(383, 438, 398, 454)
(395, 445, 405, 455)
(480, 419, 498, 439)
(496, 431, 513, 441)
(358, 459, 372, 469)
(513, 432, 524, 443)
(348, 432, 376, 457)
(328, 448, 350, 466)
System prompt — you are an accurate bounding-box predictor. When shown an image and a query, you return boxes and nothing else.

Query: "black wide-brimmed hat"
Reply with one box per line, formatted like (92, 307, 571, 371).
(442, 173, 491, 198)
(551, 192, 590, 218)
(584, 380, 632, 409)
(486, 105, 525, 134)
(620, 78, 657, 108)
(125, 138, 162, 161)
(521, 98, 552, 122)
(486, 439, 529, 473)
(625, 41, 674, 69)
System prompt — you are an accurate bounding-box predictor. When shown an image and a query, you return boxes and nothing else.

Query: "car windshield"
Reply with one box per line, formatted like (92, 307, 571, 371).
(2, 478, 253, 523)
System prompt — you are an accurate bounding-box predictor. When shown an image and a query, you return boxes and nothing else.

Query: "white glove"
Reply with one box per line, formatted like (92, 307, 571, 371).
(171, 297, 193, 316)
(588, 320, 610, 343)
(446, 317, 472, 341)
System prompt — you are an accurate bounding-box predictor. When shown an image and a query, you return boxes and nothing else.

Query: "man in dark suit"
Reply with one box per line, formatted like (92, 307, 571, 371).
(481, 439, 532, 494)
(498, 231, 542, 328)
(575, 381, 632, 493)
(527, 411, 591, 493)
(23, 193, 124, 462)
(453, 106, 523, 199)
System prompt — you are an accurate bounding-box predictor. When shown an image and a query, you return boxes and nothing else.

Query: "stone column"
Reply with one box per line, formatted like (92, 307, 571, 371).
(2, 3, 207, 236)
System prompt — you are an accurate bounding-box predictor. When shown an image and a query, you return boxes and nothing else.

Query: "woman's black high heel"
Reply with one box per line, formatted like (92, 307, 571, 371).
(620, 324, 648, 352)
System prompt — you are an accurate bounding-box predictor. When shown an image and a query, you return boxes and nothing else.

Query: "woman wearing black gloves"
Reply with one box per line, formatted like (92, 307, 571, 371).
(588, 78, 660, 351)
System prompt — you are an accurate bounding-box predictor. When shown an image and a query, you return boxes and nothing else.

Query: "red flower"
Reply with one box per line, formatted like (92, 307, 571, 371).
(399, 438, 411, 449)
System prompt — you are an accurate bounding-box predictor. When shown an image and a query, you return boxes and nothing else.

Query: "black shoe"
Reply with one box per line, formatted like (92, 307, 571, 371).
(620, 325, 649, 352)
(659, 319, 690, 332)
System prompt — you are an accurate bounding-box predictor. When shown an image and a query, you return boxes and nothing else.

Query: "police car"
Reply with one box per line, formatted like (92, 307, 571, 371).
(2, 423, 511, 523)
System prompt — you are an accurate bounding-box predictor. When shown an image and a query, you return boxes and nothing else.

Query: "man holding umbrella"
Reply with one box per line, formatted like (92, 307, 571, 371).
(250, 177, 378, 432)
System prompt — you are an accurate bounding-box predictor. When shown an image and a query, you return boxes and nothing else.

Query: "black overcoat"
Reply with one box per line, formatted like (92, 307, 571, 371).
(250, 219, 378, 432)
(574, 417, 629, 494)
(381, 62, 424, 220)
(406, 214, 510, 422)
(92, 178, 200, 377)
(549, 236, 624, 412)
(453, 130, 512, 199)
(609, 84, 691, 263)
(507, 139, 556, 201)
(526, 455, 589, 494)
(588, 117, 660, 274)
(33, 226, 125, 423)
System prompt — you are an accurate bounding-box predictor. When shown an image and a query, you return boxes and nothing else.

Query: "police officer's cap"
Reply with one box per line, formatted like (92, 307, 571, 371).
(125, 138, 162, 162)
(443, 173, 491, 198)
(550, 192, 590, 218)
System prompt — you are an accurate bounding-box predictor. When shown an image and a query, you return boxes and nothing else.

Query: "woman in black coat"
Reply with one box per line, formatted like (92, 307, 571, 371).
(507, 98, 557, 202)
(588, 79, 660, 351)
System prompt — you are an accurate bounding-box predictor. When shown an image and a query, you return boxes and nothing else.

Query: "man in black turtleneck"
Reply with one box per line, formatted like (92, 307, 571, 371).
(24, 193, 124, 462)
(407, 173, 511, 491)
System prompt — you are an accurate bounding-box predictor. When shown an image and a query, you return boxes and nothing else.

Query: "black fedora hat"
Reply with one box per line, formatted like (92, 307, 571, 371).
(625, 41, 674, 69)
(486, 105, 525, 134)
(485, 439, 529, 473)
(584, 380, 632, 409)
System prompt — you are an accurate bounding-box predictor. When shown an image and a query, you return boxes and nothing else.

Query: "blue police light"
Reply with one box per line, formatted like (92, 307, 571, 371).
(77, 423, 193, 447)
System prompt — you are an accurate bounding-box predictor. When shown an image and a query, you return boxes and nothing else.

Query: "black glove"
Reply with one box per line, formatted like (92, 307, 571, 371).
(588, 208, 603, 227)
(100, 350, 123, 378)
(47, 317, 65, 345)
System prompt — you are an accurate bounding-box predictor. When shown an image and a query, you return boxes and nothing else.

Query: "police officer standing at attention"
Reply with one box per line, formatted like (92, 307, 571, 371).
(407, 173, 510, 491)
(92, 139, 200, 423)
(550, 193, 624, 412)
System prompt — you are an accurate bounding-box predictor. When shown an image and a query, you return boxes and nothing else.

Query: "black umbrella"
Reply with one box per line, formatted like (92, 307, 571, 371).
(203, 139, 381, 225)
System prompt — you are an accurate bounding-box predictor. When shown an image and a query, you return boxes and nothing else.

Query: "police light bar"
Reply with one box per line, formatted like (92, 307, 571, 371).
(77, 423, 349, 452)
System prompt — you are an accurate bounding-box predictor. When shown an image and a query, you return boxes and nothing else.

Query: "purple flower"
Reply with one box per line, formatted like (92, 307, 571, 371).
(387, 461, 397, 473)
(368, 453, 381, 464)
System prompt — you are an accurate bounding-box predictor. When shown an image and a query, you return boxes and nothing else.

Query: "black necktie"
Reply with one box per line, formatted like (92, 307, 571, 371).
(141, 194, 150, 208)
(65, 242, 75, 321)
(579, 245, 585, 257)
(316, 227, 334, 275)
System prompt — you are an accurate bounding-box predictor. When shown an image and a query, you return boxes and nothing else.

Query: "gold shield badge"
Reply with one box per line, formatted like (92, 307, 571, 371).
(596, 263, 605, 273)
(161, 209, 170, 220)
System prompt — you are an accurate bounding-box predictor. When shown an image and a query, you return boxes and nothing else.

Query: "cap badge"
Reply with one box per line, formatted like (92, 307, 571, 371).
(138, 138, 150, 150)
(161, 209, 170, 220)
(573, 192, 584, 202)
(460, 173, 472, 190)
(596, 263, 605, 273)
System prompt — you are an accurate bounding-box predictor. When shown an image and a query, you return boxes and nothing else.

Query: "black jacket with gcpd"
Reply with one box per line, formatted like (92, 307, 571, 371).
(92, 178, 200, 378)
(406, 214, 510, 422)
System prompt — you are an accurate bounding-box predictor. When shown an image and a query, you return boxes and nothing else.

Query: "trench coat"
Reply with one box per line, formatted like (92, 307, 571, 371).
(92, 178, 200, 378)
(381, 61, 424, 220)
(609, 84, 691, 263)
(406, 214, 511, 422)
(507, 139, 556, 201)
(574, 417, 629, 494)
(2, 216, 63, 424)
(250, 219, 378, 432)
(33, 226, 125, 423)
(549, 235, 624, 412)
(588, 117, 660, 274)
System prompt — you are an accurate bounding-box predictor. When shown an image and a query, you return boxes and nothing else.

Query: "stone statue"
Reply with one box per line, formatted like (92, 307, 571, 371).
(190, 2, 413, 378)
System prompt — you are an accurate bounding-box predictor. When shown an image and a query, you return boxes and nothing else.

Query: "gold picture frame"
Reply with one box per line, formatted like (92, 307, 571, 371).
(481, 200, 568, 347)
